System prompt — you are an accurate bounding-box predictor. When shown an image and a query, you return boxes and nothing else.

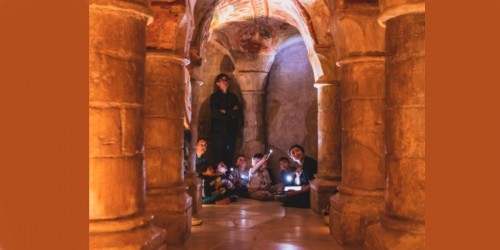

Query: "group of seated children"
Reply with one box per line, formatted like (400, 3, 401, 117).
(196, 142, 317, 208)
(198, 161, 238, 205)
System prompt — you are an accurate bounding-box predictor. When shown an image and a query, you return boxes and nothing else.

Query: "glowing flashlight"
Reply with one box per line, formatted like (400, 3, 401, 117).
(286, 175, 293, 182)
(230, 168, 234, 171)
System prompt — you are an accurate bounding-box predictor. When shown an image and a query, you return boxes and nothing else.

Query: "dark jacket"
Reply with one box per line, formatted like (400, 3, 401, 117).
(301, 156, 318, 183)
(195, 154, 210, 177)
(283, 156, 317, 209)
(210, 90, 241, 136)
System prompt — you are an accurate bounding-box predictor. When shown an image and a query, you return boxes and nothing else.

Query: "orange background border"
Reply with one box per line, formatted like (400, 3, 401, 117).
(1, 0, 499, 249)
(426, 1, 500, 249)
(0, 1, 88, 249)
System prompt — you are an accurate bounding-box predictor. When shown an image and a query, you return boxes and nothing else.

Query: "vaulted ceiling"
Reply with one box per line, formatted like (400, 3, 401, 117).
(190, 0, 335, 80)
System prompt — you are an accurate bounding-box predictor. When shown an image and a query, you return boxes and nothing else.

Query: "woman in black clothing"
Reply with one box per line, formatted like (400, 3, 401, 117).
(281, 144, 318, 208)
(209, 73, 241, 166)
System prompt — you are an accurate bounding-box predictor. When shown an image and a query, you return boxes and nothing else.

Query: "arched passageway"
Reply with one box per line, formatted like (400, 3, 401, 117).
(89, 0, 425, 249)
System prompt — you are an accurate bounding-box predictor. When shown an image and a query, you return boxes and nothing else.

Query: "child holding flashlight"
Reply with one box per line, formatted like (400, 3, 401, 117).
(247, 151, 284, 201)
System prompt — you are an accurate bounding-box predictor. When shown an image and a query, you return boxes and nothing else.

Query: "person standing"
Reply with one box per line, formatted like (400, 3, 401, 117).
(210, 73, 241, 166)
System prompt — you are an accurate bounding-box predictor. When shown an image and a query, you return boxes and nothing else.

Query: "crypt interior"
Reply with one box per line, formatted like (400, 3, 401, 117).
(89, 0, 425, 249)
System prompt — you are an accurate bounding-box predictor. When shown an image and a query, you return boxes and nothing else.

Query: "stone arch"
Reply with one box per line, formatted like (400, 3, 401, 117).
(190, 0, 336, 83)
(265, 35, 318, 183)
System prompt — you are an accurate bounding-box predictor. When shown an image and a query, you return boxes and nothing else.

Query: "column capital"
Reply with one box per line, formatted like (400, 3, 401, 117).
(378, 2, 426, 27)
(241, 90, 266, 94)
(314, 81, 341, 89)
(89, 1, 153, 24)
(329, 3, 385, 60)
(233, 71, 269, 92)
(232, 52, 276, 72)
(336, 53, 385, 67)
(146, 50, 190, 65)
(147, 0, 191, 52)
(315, 48, 340, 83)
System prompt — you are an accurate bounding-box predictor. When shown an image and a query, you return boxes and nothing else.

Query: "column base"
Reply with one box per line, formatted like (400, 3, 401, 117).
(365, 223, 425, 250)
(90, 222, 167, 250)
(146, 186, 193, 244)
(310, 178, 340, 214)
(329, 190, 384, 246)
(184, 172, 202, 215)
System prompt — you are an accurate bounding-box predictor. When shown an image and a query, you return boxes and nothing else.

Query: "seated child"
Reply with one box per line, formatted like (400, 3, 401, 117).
(278, 157, 296, 187)
(275, 144, 318, 208)
(215, 161, 238, 202)
(228, 155, 250, 198)
(199, 162, 230, 205)
(247, 153, 284, 201)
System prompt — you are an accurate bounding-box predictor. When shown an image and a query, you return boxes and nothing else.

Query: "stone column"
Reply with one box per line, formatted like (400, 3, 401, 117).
(233, 71, 268, 156)
(365, 2, 425, 249)
(185, 78, 203, 215)
(143, 0, 194, 244)
(310, 81, 342, 214)
(331, 54, 386, 245)
(89, 0, 166, 249)
(144, 52, 193, 244)
(328, 3, 386, 245)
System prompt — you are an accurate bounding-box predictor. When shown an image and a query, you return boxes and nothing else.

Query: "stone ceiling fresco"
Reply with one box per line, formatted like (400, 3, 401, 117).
(212, 19, 298, 55)
(190, 0, 334, 80)
(238, 24, 274, 53)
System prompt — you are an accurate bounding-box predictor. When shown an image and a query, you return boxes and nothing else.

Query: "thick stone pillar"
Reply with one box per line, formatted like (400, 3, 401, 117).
(310, 81, 342, 214)
(331, 54, 386, 245)
(328, 2, 386, 245)
(310, 47, 342, 214)
(143, 1, 194, 243)
(144, 52, 192, 244)
(233, 71, 268, 156)
(89, 0, 167, 249)
(365, 2, 425, 249)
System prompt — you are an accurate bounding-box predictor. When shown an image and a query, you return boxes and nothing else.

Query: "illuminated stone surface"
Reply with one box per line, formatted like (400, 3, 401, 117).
(144, 51, 193, 244)
(89, 0, 166, 248)
(365, 1, 425, 249)
(311, 48, 342, 214)
(89, 0, 425, 249)
(168, 198, 366, 250)
(329, 2, 386, 246)
(142, 0, 196, 244)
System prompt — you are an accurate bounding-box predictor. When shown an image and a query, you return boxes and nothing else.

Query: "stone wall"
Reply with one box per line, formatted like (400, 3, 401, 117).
(265, 39, 318, 182)
(194, 39, 317, 180)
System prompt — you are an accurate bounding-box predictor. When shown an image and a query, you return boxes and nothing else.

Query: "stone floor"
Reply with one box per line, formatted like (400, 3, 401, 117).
(168, 198, 366, 250)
